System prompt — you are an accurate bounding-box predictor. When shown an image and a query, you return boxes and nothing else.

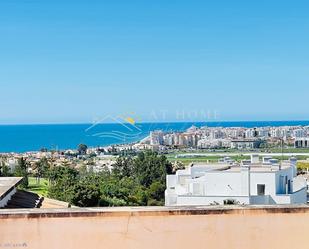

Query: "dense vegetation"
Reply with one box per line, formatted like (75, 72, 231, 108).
(297, 162, 309, 171)
(3, 149, 308, 207)
(42, 151, 172, 207)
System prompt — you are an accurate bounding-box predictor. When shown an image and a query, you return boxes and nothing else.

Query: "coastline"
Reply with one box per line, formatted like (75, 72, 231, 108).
(0, 120, 309, 153)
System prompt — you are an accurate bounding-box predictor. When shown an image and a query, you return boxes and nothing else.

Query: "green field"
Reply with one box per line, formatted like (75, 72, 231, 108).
(27, 177, 49, 196)
(167, 153, 309, 165)
(262, 148, 309, 153)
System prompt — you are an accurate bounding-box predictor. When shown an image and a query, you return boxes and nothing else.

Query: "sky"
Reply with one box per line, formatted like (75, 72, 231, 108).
(0, 0, 308, 124)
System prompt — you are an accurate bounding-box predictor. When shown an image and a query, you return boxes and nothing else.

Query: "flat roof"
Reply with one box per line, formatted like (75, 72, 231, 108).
(189, 162, 292, 173)
(0, 177, 23, 200)
(226, 163, 291, 172)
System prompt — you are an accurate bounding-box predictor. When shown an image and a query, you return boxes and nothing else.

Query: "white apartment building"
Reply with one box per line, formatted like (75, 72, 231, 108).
(270, 128, 282, 138)
(163, 134, 174, 146)
(225, 128, 244, 139)
(230, 139, 261, 150)
(293, 129, 305, 138)
(150, 131, 164, 145)
(295, 138, 309, 148)
(165, 155, 307, 206)
(197, 139, 231, 149)
(209, 129, 224, 139)
(245, 129, 256, 138)
(257, 128, 270, 138)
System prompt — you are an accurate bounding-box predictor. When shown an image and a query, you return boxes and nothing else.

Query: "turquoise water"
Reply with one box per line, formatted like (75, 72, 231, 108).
(0, 121, 309, 153)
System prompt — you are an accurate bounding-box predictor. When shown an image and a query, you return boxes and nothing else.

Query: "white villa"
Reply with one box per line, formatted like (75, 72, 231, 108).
(165, 155, 307, 206)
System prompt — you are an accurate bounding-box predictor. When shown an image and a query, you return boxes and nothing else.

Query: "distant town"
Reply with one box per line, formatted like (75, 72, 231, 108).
(145, 125, 309, 150)
(1, 125, 309, 177)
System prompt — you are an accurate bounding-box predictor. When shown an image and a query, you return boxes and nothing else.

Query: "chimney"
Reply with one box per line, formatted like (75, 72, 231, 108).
(251, 154, 259, 164)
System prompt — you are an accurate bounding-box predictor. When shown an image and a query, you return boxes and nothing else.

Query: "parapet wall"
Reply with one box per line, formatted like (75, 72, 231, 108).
(1, 205, 309, 249)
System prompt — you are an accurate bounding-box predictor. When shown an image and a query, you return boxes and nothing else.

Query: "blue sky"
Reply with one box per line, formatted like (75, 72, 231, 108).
(0, 0, 308, 124)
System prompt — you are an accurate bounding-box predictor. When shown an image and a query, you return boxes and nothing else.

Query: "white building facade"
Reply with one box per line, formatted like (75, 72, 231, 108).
(230, 139, 262, 150)
(295, 138, 309, 148)
(165, 156, 307, 206)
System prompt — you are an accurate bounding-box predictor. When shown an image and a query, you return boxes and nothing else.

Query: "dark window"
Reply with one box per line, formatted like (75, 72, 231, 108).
(257, 184, 265, 196)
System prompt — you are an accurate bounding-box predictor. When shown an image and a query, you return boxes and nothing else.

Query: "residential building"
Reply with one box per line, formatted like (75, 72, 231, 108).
(295, 138, 309, 148)
(293, 129, 305, 138)
(165, 156, 307, 206)
(150, 130, 164, 145)
(230, 139, 262, 150)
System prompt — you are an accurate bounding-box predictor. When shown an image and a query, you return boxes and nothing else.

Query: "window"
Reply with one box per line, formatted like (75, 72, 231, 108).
(257, 184, 265, 196)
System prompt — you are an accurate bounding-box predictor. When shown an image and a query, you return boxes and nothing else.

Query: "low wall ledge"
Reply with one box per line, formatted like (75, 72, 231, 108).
(1, 205, 309, 219)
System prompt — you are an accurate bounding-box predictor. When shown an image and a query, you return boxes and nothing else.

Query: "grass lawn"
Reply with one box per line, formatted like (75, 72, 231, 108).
(265, 148, 309, 153)
(27, 177, 49, 196)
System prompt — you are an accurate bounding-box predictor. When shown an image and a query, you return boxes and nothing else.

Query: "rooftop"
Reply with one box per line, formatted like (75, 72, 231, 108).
(186, 161, 293, 174)
(226, 162, 292, 172)
(0, 177, 23, 200)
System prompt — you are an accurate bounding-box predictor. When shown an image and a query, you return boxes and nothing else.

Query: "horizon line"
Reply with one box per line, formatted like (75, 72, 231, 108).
(0, 119, 309, 126)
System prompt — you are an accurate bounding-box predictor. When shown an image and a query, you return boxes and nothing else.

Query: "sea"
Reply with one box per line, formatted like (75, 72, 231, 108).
(1, 121, 309, 153)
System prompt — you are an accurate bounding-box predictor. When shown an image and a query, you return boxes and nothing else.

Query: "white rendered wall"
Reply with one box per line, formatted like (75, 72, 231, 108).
(291, 188, 307, 204)
(249, 172, 276, 196)
(166, 175, 176, 189)
(165, 163, 306, 206)
(176, 196, 250, 206)
(203, 172, 242, 196)
(274, 167, 293, 195)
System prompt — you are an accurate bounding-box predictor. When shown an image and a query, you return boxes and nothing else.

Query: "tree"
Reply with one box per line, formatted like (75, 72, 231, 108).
(133, 151, 173, 188)
(253, 128, 258, 137)
(35, 157, 50, 184)
(78, 144, 88, 155)
(14, 157, 29, 188)
(99, 176, 148, 207)
(172, 161, 185, 173)
(2, 165, 10, 177)
(147, 181, 166, 206)
(48, 166, 79, 203)
(71, 176, 101, 207)
(112, 156, 134, 178)
(0, 161, 10, 177)
(45, 150, 173, 207)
